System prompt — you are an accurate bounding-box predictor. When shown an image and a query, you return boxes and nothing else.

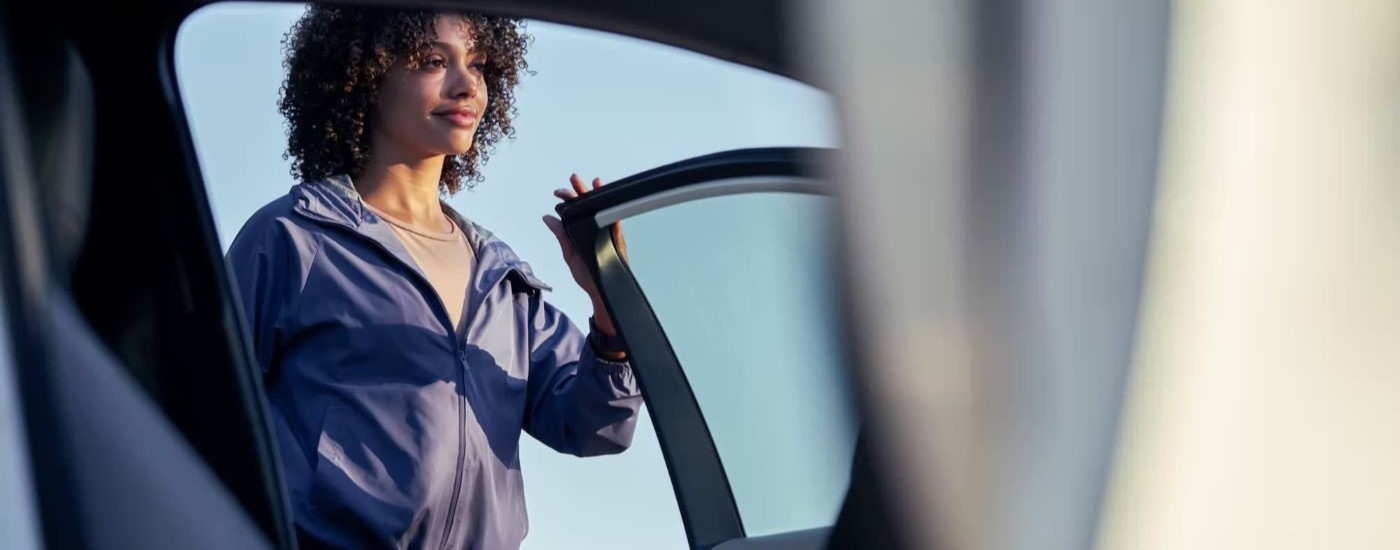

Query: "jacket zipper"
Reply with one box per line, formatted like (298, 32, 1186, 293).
(439, 373, 468, 550)
(297, 210, 521, 549)
(438, 269, 516, 549)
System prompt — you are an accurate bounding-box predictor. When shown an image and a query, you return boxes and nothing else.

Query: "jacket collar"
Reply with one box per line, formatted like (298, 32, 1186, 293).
(289, 174, 552, 292)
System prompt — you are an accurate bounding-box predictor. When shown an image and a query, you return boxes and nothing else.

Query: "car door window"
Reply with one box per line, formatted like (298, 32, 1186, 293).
(557, 150, 855, 547)
(620, 191, 856, 536)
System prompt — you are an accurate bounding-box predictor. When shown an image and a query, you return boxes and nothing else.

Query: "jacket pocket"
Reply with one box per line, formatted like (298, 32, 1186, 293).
(307, 404, 349, 511)
(303, 405, 397, 548)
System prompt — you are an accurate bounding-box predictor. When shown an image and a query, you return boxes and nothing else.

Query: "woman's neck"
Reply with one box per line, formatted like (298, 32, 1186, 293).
(355, 151, 452, 232)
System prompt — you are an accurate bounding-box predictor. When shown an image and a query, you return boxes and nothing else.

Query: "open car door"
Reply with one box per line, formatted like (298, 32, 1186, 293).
(556, 147, 857, 550)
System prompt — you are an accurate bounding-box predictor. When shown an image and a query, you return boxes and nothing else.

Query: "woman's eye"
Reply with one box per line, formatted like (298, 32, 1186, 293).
(424, 57, 447, 69)
(470, 60, 487, 72)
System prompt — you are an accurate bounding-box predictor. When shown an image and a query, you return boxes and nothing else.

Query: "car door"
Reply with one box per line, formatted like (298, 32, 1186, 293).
(555, 147, 856, 550)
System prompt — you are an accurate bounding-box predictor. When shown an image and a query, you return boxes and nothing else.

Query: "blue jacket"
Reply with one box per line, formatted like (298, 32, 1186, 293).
(226, 175, 643, 549)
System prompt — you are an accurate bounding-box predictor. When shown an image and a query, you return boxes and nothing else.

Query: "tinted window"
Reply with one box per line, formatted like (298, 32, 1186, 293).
(616, 191, 856, 536)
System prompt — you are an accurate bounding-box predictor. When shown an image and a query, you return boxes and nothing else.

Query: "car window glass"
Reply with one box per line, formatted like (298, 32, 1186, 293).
(613, 191, 856, 537)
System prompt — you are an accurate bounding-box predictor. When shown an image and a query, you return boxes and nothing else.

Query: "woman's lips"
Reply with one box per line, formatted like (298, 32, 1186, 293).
(435, 111, 477, 128)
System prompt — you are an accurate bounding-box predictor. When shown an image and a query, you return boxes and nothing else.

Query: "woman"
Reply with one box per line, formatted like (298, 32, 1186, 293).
(226, 7, 642, 549)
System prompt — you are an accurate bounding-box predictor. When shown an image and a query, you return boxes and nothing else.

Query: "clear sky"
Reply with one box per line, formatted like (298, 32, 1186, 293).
(175, 4, 846, 548)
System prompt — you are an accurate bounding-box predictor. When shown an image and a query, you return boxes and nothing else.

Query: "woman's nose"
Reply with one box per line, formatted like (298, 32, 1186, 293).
(448, 68, 478, 99)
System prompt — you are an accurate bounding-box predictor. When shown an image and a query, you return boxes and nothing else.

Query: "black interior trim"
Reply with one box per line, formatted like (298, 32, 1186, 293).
(5, 4, 299, 548)
(0, 10, 87, 549)
(158, 9, 302, 549)
(558, 147, 825, 550)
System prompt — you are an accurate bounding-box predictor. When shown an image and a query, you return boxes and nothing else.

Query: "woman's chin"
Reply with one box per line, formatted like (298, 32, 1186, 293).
(446, 140, 475, 157)
(431, 143, 474, 158)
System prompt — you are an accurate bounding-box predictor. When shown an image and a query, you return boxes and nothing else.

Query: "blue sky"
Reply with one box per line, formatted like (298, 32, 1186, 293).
(175, 4, 847, 548)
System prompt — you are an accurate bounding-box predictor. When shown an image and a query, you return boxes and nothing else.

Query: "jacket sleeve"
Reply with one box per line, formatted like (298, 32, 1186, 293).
(225, 218, 311, 379)
(522, 296, 643, 457)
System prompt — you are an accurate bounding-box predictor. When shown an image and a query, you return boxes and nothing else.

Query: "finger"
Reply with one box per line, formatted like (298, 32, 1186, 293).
(553, 188, 577, 200)
(591, 177, 604, 191)
(569, 173, 589, 196)
(542, 215, 570, 248)
(545, 218, 583, 263)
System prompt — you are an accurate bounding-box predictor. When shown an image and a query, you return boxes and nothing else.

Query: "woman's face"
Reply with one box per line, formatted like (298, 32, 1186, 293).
(373, 15, 488, 160)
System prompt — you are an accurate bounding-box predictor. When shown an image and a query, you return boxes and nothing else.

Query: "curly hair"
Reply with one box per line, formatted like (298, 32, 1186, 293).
(278, 6, 530, 194)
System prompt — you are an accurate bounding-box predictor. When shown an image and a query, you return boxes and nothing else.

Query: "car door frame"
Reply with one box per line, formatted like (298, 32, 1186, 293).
(555, 147, 832, 550)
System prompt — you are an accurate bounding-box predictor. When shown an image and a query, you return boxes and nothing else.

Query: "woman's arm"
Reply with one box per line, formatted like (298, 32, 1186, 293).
(520, 296, 643, 457)
(527, 173, 642, 455)
(225, 204, 318, 380)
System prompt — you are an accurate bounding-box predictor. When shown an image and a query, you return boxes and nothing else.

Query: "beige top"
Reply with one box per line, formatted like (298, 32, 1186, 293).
(365, 203, 476, 331)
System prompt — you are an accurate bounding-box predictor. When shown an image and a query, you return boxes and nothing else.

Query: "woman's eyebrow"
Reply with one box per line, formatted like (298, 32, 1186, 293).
(429, 40, 482, 56)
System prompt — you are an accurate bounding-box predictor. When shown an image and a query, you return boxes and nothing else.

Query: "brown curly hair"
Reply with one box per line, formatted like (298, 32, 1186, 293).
(278, 6, 530, 194)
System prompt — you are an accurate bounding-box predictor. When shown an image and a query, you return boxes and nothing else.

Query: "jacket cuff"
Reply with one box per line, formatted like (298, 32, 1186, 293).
(588, 316, 628, 360)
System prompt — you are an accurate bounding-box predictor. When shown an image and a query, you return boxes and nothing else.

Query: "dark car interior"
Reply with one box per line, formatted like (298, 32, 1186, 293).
(3, 9, 294, 550)
(0, 1, 895, 549)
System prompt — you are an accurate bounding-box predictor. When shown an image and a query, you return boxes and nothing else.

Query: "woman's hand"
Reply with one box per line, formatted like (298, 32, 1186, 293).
(542, 174, 628, 336)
